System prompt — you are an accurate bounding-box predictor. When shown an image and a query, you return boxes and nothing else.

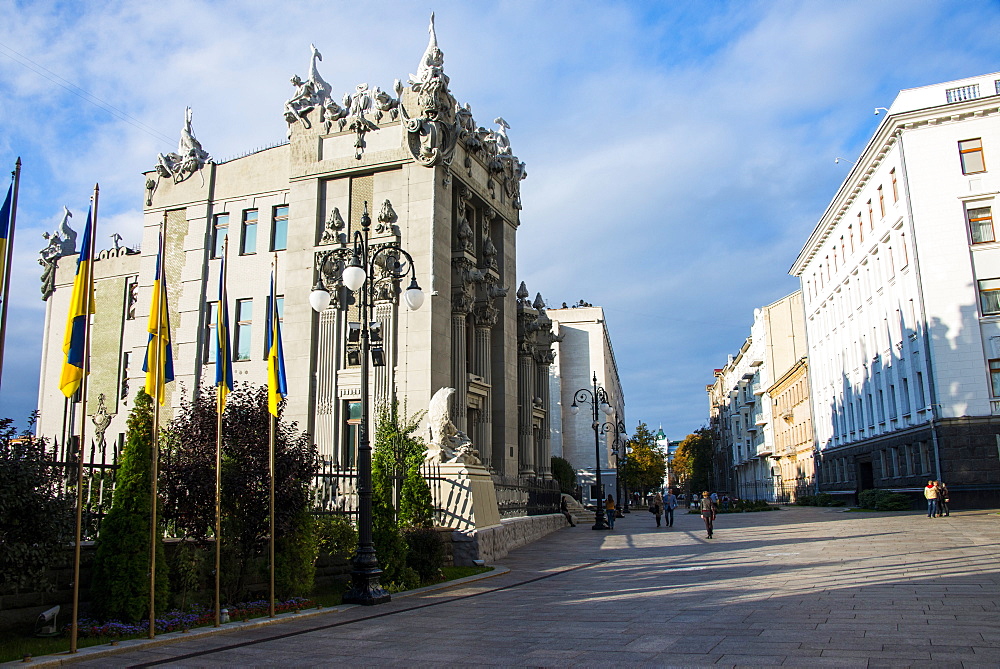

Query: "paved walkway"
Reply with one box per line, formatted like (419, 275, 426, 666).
(48, 506, 1000, 667)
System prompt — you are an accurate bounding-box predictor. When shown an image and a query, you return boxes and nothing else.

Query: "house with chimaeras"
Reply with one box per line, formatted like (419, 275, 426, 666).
(35, 18, 565, 539)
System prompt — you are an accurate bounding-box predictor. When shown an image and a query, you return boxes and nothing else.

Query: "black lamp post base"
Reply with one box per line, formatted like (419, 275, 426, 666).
(342, 569, 391, 606)
(592, 512, 610, 530)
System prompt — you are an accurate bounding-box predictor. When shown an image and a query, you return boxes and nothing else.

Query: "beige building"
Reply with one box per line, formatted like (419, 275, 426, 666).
(36, 20, 560, 489)
(768, 358, 814, 501)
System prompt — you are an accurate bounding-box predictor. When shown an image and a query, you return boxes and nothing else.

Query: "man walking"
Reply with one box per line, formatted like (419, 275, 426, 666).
(664, 488, 677, 528)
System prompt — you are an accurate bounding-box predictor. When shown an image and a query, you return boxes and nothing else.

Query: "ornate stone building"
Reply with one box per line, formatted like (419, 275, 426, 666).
(35, 17, 559, 487)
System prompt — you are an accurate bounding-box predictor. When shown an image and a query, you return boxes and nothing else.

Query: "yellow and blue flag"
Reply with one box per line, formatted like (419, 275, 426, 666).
(0, 183, 12, 286)
(266, 270, 287, 417)
(142, 232, 175, 404)
(215, 249, 233, 414)
(59, 207, 95, 397)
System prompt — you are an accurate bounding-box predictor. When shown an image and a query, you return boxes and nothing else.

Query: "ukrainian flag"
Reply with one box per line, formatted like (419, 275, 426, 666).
(59, 207, 95, 397)
(215, 250, 233, 414)
(0, 184, 12, 287)
(266, 271, 287, 417)
(142, 232, 175, 404)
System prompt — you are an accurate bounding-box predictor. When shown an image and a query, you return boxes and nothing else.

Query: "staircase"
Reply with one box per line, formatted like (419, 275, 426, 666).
(561, 494, 590, 525)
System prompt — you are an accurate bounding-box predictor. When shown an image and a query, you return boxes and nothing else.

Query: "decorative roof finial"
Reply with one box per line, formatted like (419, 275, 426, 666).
(413, 12, 445, 85)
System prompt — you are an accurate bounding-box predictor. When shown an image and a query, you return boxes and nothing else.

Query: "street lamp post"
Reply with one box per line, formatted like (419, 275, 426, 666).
(570, 372, 617, 531)
(610, 426, 627, 517)
(309, 202, 424, 606)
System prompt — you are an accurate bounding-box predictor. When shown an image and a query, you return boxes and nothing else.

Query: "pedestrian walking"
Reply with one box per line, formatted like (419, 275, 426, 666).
(936, 481, 950, 517)
(651, 491, 664, 527)
(700, 491, 717, 538)
(664, 488, 678, 528)
(722, 495, 730, 511)
(604, 494, 616, 529)
(924, 480, 939, 517)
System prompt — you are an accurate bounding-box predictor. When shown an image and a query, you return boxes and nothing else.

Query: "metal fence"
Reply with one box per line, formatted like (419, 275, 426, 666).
(491, 474, 561, 518)
(311, 459, 448, 525)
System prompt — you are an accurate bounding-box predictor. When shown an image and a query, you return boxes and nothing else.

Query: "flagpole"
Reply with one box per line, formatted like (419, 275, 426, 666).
(214, 235, 228, 628)
(269, 252, 277, 619)
(0, 157, 22, 388)
(70, 184, 98, 654)
(149, 212, 166, 639)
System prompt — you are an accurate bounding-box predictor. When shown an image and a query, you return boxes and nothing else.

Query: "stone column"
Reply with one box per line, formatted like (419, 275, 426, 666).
(518, 351, 535, 477)
(473, 321, 493, 470)
(451, 312, 468, 433)
(535, 360, 552, 479)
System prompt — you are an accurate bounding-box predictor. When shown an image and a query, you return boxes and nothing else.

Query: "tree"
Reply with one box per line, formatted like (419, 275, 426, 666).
(0, 413, 73, 594)
(90, 390, 169, 622)
(550, 456, 577, 495)
(673, 429, 714, 495)
(620, 422, 666, 494)
(160, 384, 318, 601)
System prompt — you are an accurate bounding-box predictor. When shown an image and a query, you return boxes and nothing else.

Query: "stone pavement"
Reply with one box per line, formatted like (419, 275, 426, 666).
(50, 506, 1000, 667)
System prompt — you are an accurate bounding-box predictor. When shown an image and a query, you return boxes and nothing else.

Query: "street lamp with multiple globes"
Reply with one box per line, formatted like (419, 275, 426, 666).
(611, 430, 629, 516)
(570, 372, 617, 531)
(309, 202, 424, 605)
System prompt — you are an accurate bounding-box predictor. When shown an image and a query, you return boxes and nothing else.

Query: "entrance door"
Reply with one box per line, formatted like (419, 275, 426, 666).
(858, 460, 874, 491)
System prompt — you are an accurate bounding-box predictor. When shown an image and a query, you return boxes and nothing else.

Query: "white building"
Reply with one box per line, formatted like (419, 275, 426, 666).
(789, 73, 1000, 506)
(546, 304, 625, 503)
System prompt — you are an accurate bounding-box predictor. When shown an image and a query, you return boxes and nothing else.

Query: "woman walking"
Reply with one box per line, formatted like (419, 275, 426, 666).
(936, 481, 950, 517)
(700, 491, 717, 539)
(651, 492, 664, 527)
(604, 494, 616, 529)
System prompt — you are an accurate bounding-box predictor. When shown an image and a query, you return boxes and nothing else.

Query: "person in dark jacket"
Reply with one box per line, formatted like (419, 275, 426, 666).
(700, 491, 717, 539)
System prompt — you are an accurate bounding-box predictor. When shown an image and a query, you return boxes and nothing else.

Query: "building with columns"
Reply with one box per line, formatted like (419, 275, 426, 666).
(35, 18, 561, 490)
(546, 304, 625, 503)
(790, 72, 1000, 506)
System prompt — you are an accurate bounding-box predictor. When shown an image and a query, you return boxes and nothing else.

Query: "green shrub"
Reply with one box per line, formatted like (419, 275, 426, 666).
(315, 514, 357, 559)
(815, 493, 845, 507)
(858, 488, 911, 511)
(550, 456, 577, 495)
(275, 507, 316, 598)
(168, 540, 208, 611)
(0, 414, 73, 594)
(403, 527, 445, 583)
(90, 390, 169, 623)
(796, 495, 816, 506)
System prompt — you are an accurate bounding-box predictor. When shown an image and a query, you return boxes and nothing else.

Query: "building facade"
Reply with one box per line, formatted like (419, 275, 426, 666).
(546, 304, 625, 503)
(789, 72, 1000, 506)
(707, 291, 809, 501)
(36, 20, 561, 490)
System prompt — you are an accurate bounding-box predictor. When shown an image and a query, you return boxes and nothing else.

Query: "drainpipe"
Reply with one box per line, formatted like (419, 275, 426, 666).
(896, 129, 943, 481)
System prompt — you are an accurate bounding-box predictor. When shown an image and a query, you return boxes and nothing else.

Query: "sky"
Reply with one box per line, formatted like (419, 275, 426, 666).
(1, 0, 1000, 438)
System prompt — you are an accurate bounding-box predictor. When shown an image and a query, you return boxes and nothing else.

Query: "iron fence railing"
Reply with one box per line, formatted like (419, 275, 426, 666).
(491, 474, 561, 518)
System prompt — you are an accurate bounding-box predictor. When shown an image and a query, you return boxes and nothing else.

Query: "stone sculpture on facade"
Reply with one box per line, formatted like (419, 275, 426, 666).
(38, 206, 78, 301)
(425, 387, 482, 466)
(319, 207, 346, 245)
(91, 393, 113, 460)
(155, 107, 211, 184)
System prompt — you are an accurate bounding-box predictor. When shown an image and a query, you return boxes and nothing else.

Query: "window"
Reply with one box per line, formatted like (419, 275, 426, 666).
(867, 200, 874, 229)
(271, 205, 288, 252)
(234, 298, 253, 361)
(959, 138, 986, 175)
(849, 225, 855, 252)
(212, 214, 229, 259)
(263, 296, 284, 358)
(968, 206, 994, 244)
(979, 278, 1000, 315)
(888, 384, 898, 419)
(343, 400, 361, 468)
(858, 212, 864, 242)
(915, 370, 926, 408)
(878, 185, 885, 218)
(990, 359, 1000, 397)
(900, 232, 909, 268)
(891, 168, 898, 202)
(241, 209, 258, 255)
(901, 377, 911, 415)
(204, 301, 217, 363)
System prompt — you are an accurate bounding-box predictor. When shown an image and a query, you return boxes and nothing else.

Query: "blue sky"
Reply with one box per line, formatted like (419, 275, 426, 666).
(1, 0, 999, 437)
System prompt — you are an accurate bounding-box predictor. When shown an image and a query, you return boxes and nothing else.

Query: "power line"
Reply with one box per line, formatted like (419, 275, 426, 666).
(0, 40, 176, 146)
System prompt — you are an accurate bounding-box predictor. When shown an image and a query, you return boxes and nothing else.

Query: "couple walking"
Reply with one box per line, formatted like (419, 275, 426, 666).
(650, 490, 677, 527)
(924, 480, 950, 517)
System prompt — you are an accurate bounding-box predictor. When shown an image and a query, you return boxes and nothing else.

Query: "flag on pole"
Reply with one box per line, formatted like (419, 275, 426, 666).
(215, 247, 233, 414)
(142, 231, 175, 404)
(59, 207, 94, 397)
(266, 269, 287, 417)
(0, 184, 12, 287)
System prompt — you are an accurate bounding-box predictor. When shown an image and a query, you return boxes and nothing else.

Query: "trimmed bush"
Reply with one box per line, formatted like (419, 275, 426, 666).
(858, 488, 912, 511)
(315, 514, 357, 559)
(403, 527, 445, 583)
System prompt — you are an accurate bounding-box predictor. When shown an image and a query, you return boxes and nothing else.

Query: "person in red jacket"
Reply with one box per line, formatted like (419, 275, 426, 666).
(924, 480, 939, 518)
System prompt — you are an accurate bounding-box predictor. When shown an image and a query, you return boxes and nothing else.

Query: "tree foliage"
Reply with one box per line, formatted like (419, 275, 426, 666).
(673, 428, 714, 494)
(620, 422, 666, 493)
(90, 390, 169, 622)
(550, 456, 577, 495)
(0, 413, 73, 594)
(160, 384, 318, 601)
